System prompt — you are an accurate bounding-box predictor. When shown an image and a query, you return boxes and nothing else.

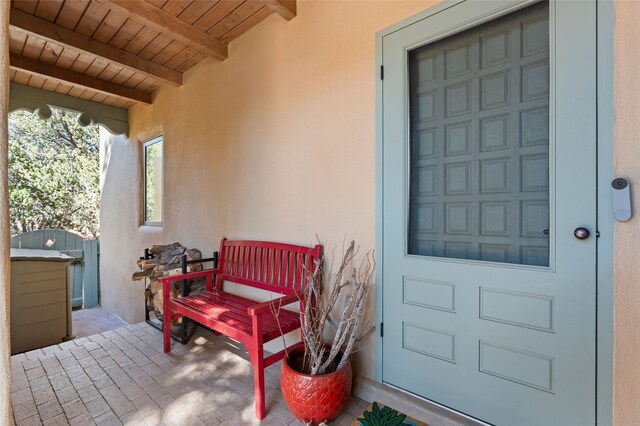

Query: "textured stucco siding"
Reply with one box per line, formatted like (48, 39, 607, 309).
(99, 0, 437, 380)
(613, 0, 640, 424)
(1, 1, 12, 423)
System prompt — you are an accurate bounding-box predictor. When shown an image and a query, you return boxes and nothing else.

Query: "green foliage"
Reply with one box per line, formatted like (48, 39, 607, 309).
(357, 402, 408, 426)
(144, 139, 163, 223)
(8, 108, 100, 239)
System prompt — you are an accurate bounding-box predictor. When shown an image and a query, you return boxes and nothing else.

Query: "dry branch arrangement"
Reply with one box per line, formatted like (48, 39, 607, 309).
(278, 240, 375, 375)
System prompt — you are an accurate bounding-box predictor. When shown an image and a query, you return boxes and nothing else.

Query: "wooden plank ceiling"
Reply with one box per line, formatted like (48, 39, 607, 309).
(8, 0, 296, 109)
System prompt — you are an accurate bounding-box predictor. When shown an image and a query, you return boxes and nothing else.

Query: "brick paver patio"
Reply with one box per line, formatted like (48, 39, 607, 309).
(10, 322, 370, 425)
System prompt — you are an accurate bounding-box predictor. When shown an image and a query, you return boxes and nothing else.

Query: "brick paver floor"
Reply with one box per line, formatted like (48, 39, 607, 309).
(10, 322, 370, 425)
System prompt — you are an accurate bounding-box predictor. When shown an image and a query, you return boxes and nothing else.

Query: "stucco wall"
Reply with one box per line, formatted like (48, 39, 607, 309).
(100, 0, 436, 379)
(100, 129, 142, 326)
(613, 1, 640, 424)
(0, 1, 11, 423)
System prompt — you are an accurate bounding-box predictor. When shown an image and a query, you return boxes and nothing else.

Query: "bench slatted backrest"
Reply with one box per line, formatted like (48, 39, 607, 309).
(215, 238, 323, 295)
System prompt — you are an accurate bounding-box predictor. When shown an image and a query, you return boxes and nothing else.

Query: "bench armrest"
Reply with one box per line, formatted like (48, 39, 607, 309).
(248, 293, 301, 316)
(159, 269, 221, 299)
(157, 269, 220, 285)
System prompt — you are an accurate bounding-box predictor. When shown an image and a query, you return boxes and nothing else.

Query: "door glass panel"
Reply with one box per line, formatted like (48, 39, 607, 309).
(408, 2, 550, 266)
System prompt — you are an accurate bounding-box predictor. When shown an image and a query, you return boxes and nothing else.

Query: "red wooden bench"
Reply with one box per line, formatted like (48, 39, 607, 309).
(159, 238, 323, 420)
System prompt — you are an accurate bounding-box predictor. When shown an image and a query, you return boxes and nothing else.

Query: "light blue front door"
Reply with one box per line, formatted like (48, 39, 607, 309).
(380, 1, 596, 424)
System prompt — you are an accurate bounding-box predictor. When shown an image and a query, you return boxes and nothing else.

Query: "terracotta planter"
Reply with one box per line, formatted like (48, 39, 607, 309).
(280, 349, 352, 425)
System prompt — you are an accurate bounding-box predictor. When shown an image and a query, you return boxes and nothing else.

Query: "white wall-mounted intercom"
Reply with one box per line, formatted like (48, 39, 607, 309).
(612, 178, 632, 222)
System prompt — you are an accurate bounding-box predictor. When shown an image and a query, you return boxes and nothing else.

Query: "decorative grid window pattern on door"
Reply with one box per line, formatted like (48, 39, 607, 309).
(408, 4, 550, 266)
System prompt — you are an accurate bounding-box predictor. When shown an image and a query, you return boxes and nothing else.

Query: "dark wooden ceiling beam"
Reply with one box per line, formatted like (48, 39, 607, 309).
(264, 0, 296, 21)
(9, 8, 183, 87)
(95, 0, 228, 61)
(10, 53, 152, 104)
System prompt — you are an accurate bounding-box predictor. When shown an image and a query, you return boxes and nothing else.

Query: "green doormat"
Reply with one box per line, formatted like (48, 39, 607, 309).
(352, 402, 428, 426)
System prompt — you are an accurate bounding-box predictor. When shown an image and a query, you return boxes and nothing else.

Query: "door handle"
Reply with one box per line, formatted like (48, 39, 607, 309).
(574, 227, 590, 240)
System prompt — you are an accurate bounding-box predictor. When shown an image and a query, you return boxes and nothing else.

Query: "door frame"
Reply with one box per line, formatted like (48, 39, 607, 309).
(374, 1, 615, 424)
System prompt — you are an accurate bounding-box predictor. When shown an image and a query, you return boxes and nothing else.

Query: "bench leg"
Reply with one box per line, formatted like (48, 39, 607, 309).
(163, 309, 171, 354)
(248, 343, 266, 420)
(249, 314, 266, 420)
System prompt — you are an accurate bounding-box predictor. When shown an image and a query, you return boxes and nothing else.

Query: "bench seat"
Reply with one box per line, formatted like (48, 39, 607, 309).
(170, 290, 301, 342)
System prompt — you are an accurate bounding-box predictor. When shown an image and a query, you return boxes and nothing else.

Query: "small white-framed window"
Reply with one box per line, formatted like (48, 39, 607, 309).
(143, 136, 163, 226)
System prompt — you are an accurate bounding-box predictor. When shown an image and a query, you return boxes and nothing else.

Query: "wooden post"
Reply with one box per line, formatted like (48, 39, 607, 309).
(0, 1, 12, 423)
(82, 240, 100, 308)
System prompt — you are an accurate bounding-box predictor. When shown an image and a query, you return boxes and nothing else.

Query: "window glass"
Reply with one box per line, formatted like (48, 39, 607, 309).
(144, 137, 163, 225)
(407, 5, 550, 266)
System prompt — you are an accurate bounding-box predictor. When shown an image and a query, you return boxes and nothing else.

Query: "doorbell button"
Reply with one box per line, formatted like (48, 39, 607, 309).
(612, 178, 628, 190)
(611, 177, 632, 222)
